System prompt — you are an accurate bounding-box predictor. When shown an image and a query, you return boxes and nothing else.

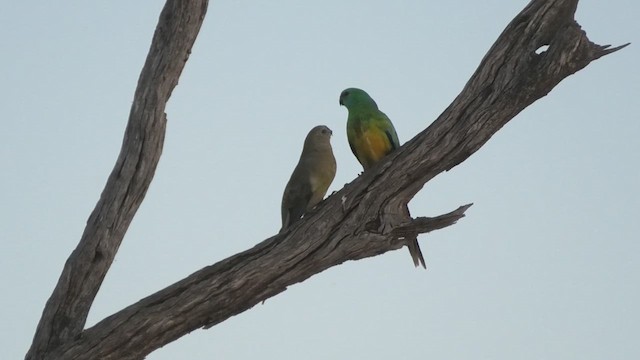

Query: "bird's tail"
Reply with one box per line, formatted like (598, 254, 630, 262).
(407, 238, 426, 269)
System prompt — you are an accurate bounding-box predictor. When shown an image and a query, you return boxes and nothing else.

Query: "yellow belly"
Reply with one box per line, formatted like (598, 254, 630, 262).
(355, 129, 392, 169)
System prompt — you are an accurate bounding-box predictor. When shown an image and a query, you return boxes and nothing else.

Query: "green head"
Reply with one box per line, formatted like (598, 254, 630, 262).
(339, 88, 378, 110)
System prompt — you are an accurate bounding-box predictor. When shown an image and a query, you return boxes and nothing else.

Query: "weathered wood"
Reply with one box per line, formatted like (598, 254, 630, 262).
(28, 0, 628, 359)
(25, 1, 209, 359)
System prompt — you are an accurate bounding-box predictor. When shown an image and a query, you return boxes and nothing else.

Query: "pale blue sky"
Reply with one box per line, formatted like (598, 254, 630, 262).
(1, 1, 638, 359)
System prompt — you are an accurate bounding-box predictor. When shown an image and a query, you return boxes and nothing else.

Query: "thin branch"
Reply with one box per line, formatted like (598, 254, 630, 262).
(391, 204, 474, 238)
(592, 42, 630, 59)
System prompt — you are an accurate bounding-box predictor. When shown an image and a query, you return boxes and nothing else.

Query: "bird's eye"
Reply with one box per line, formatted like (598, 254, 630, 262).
(342, 90, 349, 97)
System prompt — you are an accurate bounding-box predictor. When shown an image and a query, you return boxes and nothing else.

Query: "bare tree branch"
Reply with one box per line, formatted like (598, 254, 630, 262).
(26, 1, 208, 359)
(28, 0, 628, 359)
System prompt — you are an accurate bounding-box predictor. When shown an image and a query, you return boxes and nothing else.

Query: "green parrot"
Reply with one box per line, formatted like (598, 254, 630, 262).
(281, 125, 337, 231)
(339, 87, 400, 170)
(339, 87, 426, 268)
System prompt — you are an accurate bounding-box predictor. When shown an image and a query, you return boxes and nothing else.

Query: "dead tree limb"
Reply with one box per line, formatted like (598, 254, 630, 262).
(26, 1, 209, 359)
(28, 0, 628, 359)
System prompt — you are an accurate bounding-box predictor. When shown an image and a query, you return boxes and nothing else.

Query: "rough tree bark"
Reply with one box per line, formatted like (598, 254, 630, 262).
(25, 1, 209, 359)
(27, 0, 627, 359)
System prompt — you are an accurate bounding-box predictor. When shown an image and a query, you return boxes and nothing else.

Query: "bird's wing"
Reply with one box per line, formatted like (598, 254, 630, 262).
(378, 112, 400, 150)
(281, 175, 313, 229)
(384, 129, 398, 151)
(346, 124, 359, 160)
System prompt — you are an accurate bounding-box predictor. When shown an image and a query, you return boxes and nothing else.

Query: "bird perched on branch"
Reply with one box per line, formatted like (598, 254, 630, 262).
(281, 125, 336, 231)
(339, 87, 426, 268)
(339, 87, 400, 170)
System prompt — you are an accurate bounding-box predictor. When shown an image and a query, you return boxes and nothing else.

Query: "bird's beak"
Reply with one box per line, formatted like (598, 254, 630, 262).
(339, 97, 344, 106)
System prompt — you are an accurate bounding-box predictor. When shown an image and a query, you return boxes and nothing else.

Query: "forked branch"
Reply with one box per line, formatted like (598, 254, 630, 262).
(28, 0, 628, 359)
